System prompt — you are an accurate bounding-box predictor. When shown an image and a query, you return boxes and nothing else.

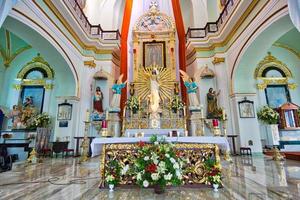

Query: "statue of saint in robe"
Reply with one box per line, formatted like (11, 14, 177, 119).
(207, 88, 221, 119)
(93, 86, 103, 113)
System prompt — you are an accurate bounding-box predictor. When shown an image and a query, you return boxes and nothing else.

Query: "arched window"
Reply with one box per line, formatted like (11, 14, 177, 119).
(16, 54, 54, 113)
(255, 52, 296, 108)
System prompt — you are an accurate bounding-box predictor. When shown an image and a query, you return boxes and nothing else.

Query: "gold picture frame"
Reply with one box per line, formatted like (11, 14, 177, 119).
(143, 41, 166, 68)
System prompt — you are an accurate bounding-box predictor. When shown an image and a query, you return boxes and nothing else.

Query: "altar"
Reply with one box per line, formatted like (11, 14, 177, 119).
(91, 136, 230, 157)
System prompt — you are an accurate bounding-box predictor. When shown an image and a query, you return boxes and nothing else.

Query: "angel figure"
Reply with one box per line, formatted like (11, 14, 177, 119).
(180, 70, 202, 108)
(110, 74, 127, 110)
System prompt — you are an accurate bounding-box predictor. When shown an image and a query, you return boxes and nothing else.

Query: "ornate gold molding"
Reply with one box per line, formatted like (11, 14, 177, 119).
(84, 60, 96, 68)
(44, 84, 54, 90)
(256, 78, 298, 90)
(17, 53, 54, 79)
(288, 83, 297, 90)
(212, 57, 225, 65)
(254, 52, 292, 78)
(12, 84, 22, 90)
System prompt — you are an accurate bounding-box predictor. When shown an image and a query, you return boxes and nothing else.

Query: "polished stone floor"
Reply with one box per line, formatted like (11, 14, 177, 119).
(0, 155, 299, 200)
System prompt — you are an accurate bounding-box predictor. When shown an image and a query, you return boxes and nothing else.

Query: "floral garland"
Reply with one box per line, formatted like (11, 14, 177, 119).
(133, 135, 185, 189)
(257, 106, 279, 124)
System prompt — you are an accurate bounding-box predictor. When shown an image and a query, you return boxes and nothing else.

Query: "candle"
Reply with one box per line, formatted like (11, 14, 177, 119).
(222, 109, 226, 120)
(212, 119, 218, 127)
(102, 120, 107, 128)
(169, 131, 172, 137)
(185, 130, 188, 137)
(177, 131, 180, 137)
(85, 109, 90, 122)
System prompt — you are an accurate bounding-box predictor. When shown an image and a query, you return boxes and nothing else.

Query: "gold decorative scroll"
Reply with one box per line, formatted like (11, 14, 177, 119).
(99, 143, 220, 187)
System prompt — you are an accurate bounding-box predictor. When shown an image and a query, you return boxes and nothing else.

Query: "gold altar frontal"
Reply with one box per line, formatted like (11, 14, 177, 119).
(99, 143, 220, 187)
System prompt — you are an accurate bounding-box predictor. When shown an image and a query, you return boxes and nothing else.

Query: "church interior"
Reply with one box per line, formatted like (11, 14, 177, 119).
(0, 0, 300, 199)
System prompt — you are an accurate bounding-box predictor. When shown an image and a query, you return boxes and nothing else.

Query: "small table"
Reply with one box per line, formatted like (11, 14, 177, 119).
(227, 135, 238, 155)
(74, 137, 95, 157)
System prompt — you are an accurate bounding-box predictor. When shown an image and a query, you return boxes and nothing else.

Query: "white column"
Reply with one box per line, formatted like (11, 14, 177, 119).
(0, 0, 19, 28)
(213, 58, 233, 134)
(288, 0, 300, 32)
(42, 80, 53, 113)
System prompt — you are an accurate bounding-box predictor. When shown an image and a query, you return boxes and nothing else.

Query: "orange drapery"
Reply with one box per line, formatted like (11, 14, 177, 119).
(120, 0, 133, 110)
(171, 0, 187, 103)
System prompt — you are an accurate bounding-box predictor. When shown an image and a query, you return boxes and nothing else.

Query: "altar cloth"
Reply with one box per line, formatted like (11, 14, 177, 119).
(90, 136, 230, 157)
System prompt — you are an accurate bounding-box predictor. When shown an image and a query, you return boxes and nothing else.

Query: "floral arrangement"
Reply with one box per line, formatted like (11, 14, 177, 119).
(105, 160, 121, 185)
(169, 95, 184, 112)
(257, 106, 279, 124)
(133, 135, 185, 192)
(126, 96, 139, 113)
(29, 113, 51, 128)
(204, 158, 222, 185)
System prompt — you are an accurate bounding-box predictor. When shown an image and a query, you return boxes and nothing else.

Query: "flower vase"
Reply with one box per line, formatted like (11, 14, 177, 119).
(154, 185, 165, 194)
(213, 184, 219, 192)
(109, 184, 114, 192)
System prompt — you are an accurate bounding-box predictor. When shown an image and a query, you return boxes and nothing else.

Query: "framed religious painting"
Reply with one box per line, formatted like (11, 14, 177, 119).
(21, 86, 45, 113)
(238, 99, 255, 118)
(265, 85, 291, 108)
(143, 41, 166, 68)
(57, 102, 72, 120)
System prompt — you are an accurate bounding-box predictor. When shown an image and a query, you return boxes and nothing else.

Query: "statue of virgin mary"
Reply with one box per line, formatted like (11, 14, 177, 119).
(149, 68, 160, 115)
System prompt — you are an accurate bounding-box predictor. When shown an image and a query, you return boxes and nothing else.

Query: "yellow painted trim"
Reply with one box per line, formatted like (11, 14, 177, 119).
(273, 42, 300, 59)
(84, 60, 96, 68)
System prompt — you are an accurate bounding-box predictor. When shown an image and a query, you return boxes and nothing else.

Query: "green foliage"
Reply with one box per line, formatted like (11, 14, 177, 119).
(257, 106, 279, 124)
(169, 95, 184, 112)
(125, 96, 139, 112)
(105, 160, 122, 185)
(132, 136, 185, 188)
(204, 158, 222, 185)
(27, 112, 51, 129)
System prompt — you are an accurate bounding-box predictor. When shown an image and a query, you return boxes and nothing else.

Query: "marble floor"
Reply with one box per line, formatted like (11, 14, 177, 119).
(0, 155, 299, 200)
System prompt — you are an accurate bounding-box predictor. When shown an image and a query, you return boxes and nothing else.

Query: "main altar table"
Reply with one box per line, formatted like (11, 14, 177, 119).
(91, 136, 230, 157)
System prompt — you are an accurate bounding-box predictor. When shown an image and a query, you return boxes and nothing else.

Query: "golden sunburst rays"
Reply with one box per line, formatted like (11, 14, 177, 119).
(134, 64, 175, 101)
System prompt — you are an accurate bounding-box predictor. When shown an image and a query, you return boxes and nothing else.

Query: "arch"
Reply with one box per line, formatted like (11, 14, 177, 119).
(17, 53, 54, 79)
(231, 10, 292, 94)
(5, 13, 79, 96)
